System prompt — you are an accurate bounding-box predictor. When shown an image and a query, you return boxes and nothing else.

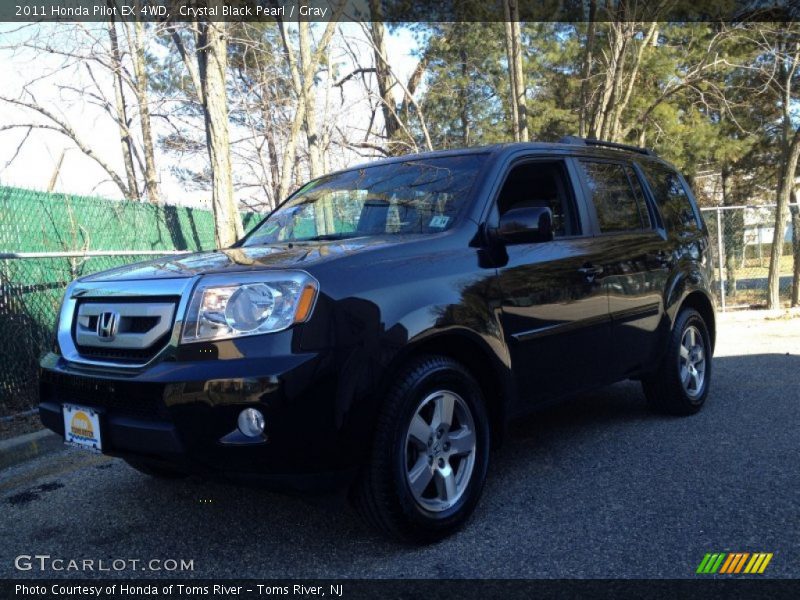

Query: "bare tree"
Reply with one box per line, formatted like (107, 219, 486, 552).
(273, 5, 342, 200)
(107, 16, 138, 199)
(503, 0, 528, 142)
(578, 0, 597, 137)
(757, 26, 800, 308)
(367, 0, 401, 151)
(0, 21, 164, 202)
(0, 92, 133, 197)
(358, 22, 433, 152)
(169, 9, 243, 247)
(124, 10, 160, 203)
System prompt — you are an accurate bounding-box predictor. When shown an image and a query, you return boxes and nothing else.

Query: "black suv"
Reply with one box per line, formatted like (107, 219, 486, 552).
(40, 138, 715, 542)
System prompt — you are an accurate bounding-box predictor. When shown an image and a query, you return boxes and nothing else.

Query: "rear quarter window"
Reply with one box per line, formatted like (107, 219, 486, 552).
(578, 160, 650, 233)
(639, 163, 699, 232)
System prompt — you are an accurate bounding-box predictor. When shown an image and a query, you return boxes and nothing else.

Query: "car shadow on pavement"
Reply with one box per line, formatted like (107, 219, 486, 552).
(121, 353, 798, 541)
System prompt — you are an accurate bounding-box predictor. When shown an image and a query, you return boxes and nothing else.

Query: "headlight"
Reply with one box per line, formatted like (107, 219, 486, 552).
(181, 271, 318, 343)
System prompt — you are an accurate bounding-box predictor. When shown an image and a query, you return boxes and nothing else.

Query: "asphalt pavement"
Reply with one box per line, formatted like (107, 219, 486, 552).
(1, 312, 798, 579)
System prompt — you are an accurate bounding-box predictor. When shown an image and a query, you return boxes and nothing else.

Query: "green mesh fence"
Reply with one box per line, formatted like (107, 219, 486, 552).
(0, 186, 262, 253)
(0, 186, 263, 415)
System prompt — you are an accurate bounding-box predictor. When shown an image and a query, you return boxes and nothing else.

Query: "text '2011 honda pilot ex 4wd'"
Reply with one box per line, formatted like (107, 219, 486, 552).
(40, 137, 715, 542)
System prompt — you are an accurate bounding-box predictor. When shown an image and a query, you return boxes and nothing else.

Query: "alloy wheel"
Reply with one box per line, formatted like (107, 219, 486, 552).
(404, 390, 477, 512)
(679, 325, 706, 398)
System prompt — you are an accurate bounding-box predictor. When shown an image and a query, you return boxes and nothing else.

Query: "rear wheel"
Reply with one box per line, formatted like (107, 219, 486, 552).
(124, 457, 188, 479)
(352, 355, 490, 542)
(642, 308, 712, 415)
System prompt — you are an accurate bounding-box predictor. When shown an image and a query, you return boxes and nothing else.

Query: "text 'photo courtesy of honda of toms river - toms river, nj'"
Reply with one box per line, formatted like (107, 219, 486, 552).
(40, 137, 715, 542)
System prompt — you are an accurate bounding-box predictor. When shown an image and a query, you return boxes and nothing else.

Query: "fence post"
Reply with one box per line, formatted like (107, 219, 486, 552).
(716, 208, 726, 312)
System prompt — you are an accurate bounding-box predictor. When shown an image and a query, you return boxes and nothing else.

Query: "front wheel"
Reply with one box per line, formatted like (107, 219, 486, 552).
(352, 355, 490, 542)
(642, 308, 712, 415)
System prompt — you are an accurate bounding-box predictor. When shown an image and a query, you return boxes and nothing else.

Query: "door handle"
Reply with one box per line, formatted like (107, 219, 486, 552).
(578, 264, 604, 278)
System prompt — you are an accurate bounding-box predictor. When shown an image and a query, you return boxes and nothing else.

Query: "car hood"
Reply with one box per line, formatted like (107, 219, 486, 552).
(80, 236, 409, 282)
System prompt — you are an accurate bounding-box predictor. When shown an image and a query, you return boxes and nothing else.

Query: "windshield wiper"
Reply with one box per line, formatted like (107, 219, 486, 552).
(297, 233, 361, 242)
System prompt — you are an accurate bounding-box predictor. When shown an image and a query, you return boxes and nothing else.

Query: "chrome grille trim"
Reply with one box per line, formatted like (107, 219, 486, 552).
(58, 277, 199, 369)
(75, 302, 175, 349)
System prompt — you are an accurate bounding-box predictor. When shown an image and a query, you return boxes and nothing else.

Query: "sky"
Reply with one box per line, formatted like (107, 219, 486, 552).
(0, 22, 420, 208)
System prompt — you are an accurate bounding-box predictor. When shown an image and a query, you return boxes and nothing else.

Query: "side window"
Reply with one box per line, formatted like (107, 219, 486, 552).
(496, 160, 579, 237)
(579, 161, 650, 233)
(626, 166, 652, 229)
(640, 163, 699, 232)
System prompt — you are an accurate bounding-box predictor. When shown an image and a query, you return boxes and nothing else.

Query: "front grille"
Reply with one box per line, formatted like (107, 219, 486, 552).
(75, 332, 171, 363)
(40, 371, 169, 421)
(72, 296, 178, 364)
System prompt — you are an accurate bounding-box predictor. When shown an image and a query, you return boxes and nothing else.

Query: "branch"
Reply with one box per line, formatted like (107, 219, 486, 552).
(334, 67, 377, 88)
(0, 95, 130, 198)
(0, 125, 33, 170)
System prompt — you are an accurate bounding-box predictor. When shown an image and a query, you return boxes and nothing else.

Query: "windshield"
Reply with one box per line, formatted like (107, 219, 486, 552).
(243, 154, 487, 246)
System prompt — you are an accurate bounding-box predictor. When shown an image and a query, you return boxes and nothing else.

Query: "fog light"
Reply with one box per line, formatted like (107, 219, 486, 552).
(238, 408, 265, 437)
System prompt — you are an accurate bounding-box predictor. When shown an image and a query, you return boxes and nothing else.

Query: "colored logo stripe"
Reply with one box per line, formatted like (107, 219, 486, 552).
(696, 553, 726, 574)
(744, 553, 773, 574)
(697, 553, 773, 574)
(719, 553, 749, 573)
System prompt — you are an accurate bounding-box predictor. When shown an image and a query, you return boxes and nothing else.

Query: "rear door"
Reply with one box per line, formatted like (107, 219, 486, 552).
(574, 158, 669, 379)
(493, 157, 613, 405)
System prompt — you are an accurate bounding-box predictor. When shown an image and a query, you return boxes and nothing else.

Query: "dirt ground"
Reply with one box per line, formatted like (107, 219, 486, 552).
(0, 412, 41, 441)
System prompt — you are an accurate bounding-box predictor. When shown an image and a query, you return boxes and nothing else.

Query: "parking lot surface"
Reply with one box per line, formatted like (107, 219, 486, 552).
(2, 312, 798, 579)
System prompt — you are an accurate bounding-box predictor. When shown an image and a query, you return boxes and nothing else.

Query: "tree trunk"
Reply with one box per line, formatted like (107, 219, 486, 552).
(47, 149, 66, 192)
(298, 22, 323, 179)
(790, 199, 800, 306)
(459, 49, 470, 146)
(368, 2, 400, 148)
(197, 18, 243, 248)
(509, 5, 528, 142)
(721, 167, 739, 298)
(502, 4, 519, 141)
(767, 129, 800, 308)
(591, 22, 631, 140)
(297, 21, 332, 234)
(275, 19, 305, 201)
(129, 16, 160, 204)
(107, 16, 138, 200)
(579, 1, 597, 138)
(275, 14, 339, 198)
(263, 104, 281, 210)
(597, 23, 632, 141)
(503, 1, 527, 142)
(609, 22, 657, 142)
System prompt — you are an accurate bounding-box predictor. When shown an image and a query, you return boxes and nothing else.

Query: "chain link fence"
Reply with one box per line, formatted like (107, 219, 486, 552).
(702, 204, 798, 310)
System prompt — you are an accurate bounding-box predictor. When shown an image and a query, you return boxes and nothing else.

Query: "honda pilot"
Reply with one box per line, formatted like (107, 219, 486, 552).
(40, 137, 715, 542)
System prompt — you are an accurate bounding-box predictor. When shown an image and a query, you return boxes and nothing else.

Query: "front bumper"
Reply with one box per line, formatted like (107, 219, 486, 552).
(38, 344, 364, 490)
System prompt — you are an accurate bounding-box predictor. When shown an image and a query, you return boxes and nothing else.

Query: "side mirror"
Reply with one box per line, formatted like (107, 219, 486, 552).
(495, 206, 554, 244)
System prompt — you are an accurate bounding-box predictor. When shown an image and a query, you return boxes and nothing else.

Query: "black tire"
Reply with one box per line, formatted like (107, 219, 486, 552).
(642, 308, 712, 415)
(352, 355, 490, 543)
(123, 457, 188, 479)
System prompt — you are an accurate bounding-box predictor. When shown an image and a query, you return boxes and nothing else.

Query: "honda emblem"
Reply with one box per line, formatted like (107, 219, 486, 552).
(97, 311, 120, 341)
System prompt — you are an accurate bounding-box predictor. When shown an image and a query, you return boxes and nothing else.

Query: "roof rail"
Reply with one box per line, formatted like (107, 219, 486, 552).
(559, 136, 657, 157)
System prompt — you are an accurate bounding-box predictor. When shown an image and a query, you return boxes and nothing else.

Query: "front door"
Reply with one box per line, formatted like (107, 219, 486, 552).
(493, 158, 612, 404)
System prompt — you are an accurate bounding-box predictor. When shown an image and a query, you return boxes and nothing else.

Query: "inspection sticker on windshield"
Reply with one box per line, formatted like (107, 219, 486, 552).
(62, 404, 102, 452)
(429, 215, 450, 228)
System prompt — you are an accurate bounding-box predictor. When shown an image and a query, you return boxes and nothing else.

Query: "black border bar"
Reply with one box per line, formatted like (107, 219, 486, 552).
(4, 579, 800, 600)
(1, 0, 799, 23)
